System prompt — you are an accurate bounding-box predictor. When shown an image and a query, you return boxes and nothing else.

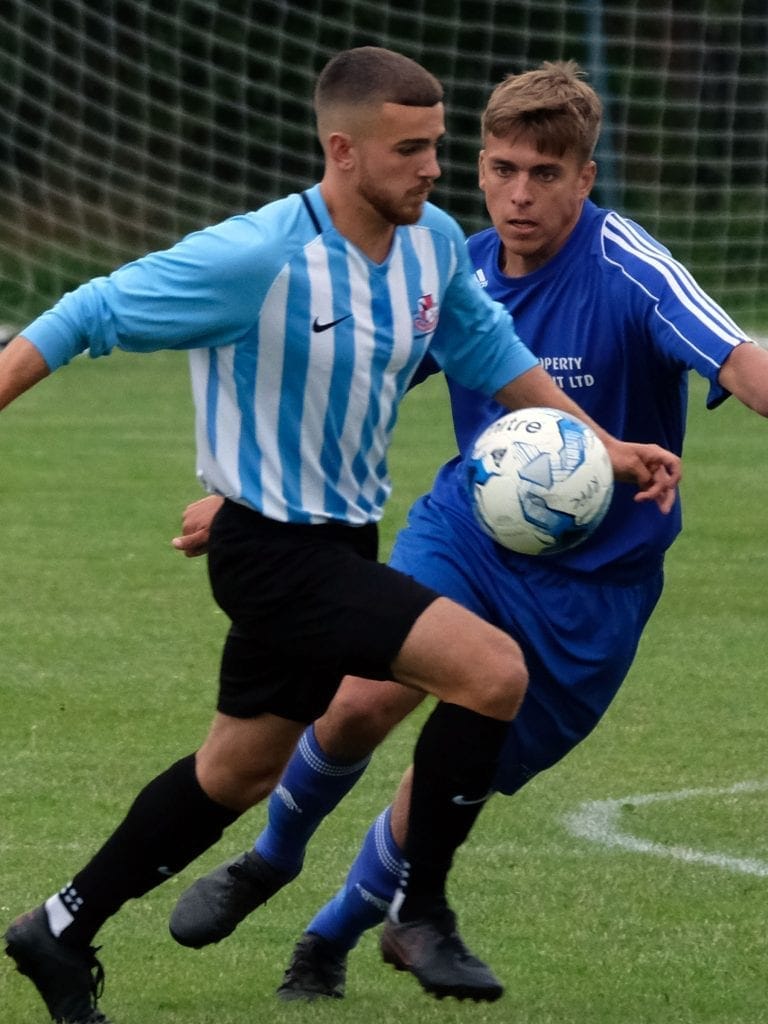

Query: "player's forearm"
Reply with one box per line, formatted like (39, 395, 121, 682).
(0, 335, 51, 410)
(493, 365, 611, 444)
(718, 340, 768, 418)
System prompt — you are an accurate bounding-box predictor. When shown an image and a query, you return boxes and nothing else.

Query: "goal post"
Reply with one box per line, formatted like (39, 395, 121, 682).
(2, 0, 767, 333)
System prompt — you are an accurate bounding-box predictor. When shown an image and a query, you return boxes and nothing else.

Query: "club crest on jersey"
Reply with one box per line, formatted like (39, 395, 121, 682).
(413, 293, 439, 333)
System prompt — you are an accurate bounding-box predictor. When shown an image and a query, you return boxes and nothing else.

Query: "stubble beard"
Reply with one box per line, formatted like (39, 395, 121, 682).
(358, 179, 431, 227)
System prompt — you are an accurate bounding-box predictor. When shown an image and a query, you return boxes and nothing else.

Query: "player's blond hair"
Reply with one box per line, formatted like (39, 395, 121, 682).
(482, 60, 602, 164)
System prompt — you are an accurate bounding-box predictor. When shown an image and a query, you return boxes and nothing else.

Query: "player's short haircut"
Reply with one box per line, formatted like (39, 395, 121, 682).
(314, 46, 443, 121)
(482, 60, 602, 164)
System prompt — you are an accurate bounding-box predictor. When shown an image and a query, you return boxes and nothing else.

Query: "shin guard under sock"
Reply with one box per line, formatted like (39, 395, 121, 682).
(394, 703, 507, 921)
(254, 724, 371, 874)
(48, 753, 240, 945)
(306, 806, 402, 950)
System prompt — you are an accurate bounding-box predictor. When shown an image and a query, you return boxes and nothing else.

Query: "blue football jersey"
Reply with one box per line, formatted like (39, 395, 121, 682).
(428, 199, 750, 580)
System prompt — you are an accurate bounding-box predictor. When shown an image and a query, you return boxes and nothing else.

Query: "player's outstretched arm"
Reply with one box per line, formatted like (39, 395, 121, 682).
(494, 364, 681, 513)
(0, 335, 50, 410)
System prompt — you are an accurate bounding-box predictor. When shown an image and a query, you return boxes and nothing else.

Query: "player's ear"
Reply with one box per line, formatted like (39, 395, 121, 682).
(478, 149, 486, 189)
(580, 159, 597, 196)
(327, 131, 355, 170)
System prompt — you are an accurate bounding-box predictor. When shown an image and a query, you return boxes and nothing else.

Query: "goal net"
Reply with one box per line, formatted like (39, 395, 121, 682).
(3, 0, 767, 334)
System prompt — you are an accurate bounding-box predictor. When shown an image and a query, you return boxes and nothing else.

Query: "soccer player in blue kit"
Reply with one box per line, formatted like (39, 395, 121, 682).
(0, 50, 679, 1024)
(167, 60, 768, 1003)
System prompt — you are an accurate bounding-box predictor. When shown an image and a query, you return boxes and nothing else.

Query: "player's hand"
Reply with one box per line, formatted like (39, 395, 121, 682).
(171, 494, 224, 557)
(604, 439, 681, 514)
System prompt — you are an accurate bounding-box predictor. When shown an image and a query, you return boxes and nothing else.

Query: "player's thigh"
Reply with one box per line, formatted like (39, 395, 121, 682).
(208, 500, 439, 718)
(392, 596, 527, 717)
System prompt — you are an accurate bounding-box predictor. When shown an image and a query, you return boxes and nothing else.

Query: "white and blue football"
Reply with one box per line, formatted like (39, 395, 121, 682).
(466, 407, 614, 555)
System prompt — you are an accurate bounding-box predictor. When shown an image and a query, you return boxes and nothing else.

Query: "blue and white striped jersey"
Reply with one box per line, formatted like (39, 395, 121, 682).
(22, 184, 537, 525)
(426, 199, 751, 580)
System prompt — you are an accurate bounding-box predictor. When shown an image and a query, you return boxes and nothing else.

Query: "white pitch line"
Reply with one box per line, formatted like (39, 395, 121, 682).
(563, 779, 768, 877)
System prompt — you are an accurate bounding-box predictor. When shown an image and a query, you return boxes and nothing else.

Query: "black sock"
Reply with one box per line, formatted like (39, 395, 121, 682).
(51, 754, 240, 946)
(396, 703, 508, 922)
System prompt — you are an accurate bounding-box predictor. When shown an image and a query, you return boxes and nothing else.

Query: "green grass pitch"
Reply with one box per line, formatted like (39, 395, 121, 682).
(1, 350, 766, 1023)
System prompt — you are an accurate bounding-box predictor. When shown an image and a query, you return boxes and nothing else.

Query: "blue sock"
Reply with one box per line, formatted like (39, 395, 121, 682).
(305, 806, 402, 951)
(253, 725, 371, 874)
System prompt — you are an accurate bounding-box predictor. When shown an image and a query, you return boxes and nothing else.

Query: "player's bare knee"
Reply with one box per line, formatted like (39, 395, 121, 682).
(197, 760, 277, 811)
(237, 771, 281, 809)
(471, 638, 528, 720)
(484, 667, 527, 720)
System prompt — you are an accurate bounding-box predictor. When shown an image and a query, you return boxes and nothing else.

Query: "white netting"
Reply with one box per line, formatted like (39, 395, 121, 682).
(2, 0, 767, 333)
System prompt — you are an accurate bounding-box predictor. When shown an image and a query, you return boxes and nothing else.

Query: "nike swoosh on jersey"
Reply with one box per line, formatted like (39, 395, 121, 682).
(312, 314, 352, 332)
(451, 791, 493, 806)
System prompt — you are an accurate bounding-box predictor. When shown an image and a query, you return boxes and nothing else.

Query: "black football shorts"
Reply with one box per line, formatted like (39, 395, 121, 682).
(206, 499, 439, 722)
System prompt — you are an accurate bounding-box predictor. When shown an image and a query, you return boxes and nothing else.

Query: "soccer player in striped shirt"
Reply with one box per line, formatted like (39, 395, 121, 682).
(0, 49, 678, 1024)
(166, 61, 768, 1004)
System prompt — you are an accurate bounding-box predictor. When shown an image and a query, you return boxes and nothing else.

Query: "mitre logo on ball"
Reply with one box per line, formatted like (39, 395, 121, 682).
(466, 407, 614, 555)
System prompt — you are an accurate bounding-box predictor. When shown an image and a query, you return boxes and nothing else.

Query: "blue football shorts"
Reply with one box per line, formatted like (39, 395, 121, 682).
(389, 493, 664, 796)
(207, 499, 439, 723)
